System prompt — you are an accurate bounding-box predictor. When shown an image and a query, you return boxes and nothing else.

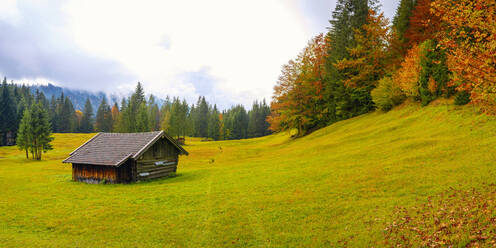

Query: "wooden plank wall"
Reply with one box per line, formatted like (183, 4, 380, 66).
(72, 164, 118, 183)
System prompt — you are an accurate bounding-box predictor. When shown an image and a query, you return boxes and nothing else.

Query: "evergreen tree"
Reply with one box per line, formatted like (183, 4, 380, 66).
(247, 101, 261, 138)
(131, 82, 146, 106)
(224, 105, 248, 139)
(48, 95, 57, 131)
(17, 103, 53, 160)
(80, 98, 94, 133)
(323, 0, 378, 124)
(16, 109, 31, 158)
(136, 102, 150, 132)
(393, 0, 416, 44)
(148, 95, 160, 131)
(208, 105, 220, 140)
(117, 98, 133, 133)
(186, 103, 196, 136)
(196, 96, 209, 138)
(95, 97, 112, 132)
(0, 77, 17, 145)
(120, 82, 147, 133)
(261, 99, 272, 136)
(55, 94, 77, 133)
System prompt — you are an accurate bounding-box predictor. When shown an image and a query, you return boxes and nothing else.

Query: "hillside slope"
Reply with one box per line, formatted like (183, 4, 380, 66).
(1, 103, 495, 247)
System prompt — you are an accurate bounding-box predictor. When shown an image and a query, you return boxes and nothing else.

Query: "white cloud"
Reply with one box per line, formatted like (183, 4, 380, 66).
(0, 0, 399, 109)
(62, 0, 310, 107)
(0, 0, 22, 25)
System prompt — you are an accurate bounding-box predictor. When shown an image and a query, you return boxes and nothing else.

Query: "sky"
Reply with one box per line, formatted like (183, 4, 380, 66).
(0, 0, 399, 109)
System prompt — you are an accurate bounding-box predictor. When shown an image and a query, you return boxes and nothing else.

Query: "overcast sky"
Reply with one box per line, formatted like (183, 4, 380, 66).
(0, 0, 399, 109)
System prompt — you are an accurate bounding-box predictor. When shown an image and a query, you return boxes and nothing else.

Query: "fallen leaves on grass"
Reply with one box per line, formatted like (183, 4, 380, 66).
(384, 185, 496, 247)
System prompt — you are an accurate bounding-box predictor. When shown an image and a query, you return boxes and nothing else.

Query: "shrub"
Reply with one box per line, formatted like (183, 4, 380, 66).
(372, 77, 406, 111)
(454, 91, 471, 105)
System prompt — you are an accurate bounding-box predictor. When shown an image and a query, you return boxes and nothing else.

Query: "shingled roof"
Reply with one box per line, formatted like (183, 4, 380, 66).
(63, 131, 188, 167)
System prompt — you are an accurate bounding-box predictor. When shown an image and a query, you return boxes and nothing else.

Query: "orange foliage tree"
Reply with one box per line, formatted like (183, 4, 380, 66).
(268, 34, 329, 136)
(432, 0, 496, 113)
(404, 0, 441, 47)
(335, 10, 390, 89)
(393, 44, 422, 98)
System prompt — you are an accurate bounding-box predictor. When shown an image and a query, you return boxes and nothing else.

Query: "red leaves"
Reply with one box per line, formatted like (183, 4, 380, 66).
(404, 0, 441, 47)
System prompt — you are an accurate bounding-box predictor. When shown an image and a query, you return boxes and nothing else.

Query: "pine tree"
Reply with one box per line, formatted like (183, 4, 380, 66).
(224, 105, 248, 140)
(121, 82, 148, 133)
(208, 105, 220, 140)
(18, 103, 53, 160)
(261, 99, 272, 136)
(247, 101, 260, 138)
(80, 98, 94, 133)
(115, 98, 129, 132)
(131, 82, 146, 106)
(180, 99, 190, 137)
(136, 102, 150, 132)
(148, 95, 160, 131)
(48, 95, 57, 131)
(323, 0, 379, 124)
(16, 109, 31, 158)
(56, 94, 77, 133)
(95, 97, 112, 132)
(392, 0, 416, 45)
(197, 97, 209, 138)
(0, 77, 17, 145)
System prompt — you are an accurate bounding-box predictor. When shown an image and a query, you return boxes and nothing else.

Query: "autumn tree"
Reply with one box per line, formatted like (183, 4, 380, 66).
(268, 34, 329, 136)
(111, 103, 119, 131)
(336, 10, 390, 89)
(389, 0, 416, 66)
(403, 0, 441, 47)
(432, 0, 496, 113)
(393, 44, 422, 98)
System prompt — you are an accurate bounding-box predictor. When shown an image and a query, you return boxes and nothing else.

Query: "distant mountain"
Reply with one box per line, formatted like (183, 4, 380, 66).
(30, 84, 166, 112)
(31, 84, 108, 112)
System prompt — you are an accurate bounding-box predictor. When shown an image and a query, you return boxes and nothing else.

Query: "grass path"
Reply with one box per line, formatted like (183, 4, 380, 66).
(1, 102, 496, 247)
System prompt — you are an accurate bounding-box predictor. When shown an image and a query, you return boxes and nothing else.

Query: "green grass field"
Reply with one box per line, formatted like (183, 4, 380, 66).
(1, 102, 495, 247)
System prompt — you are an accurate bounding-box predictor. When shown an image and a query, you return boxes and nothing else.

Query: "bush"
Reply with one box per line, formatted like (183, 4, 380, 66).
(454, 91, 471, 105)
(372, 77, 406, 111)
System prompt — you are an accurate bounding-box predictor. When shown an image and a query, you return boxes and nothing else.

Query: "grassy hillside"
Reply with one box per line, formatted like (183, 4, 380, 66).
(1, 102, 495, 247)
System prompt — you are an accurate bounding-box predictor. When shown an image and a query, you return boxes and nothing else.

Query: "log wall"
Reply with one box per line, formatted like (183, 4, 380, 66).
(135, 137, 180, 181)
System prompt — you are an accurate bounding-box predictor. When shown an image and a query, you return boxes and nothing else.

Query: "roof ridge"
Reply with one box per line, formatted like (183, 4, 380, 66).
(132, 130, 165, 159)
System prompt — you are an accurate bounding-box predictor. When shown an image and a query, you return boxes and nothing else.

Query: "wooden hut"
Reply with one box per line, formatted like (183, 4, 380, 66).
(63, 131, 188, 183)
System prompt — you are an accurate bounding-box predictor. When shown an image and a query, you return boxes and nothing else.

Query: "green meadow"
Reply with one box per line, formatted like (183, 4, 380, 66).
(1, 102, 495, 247)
